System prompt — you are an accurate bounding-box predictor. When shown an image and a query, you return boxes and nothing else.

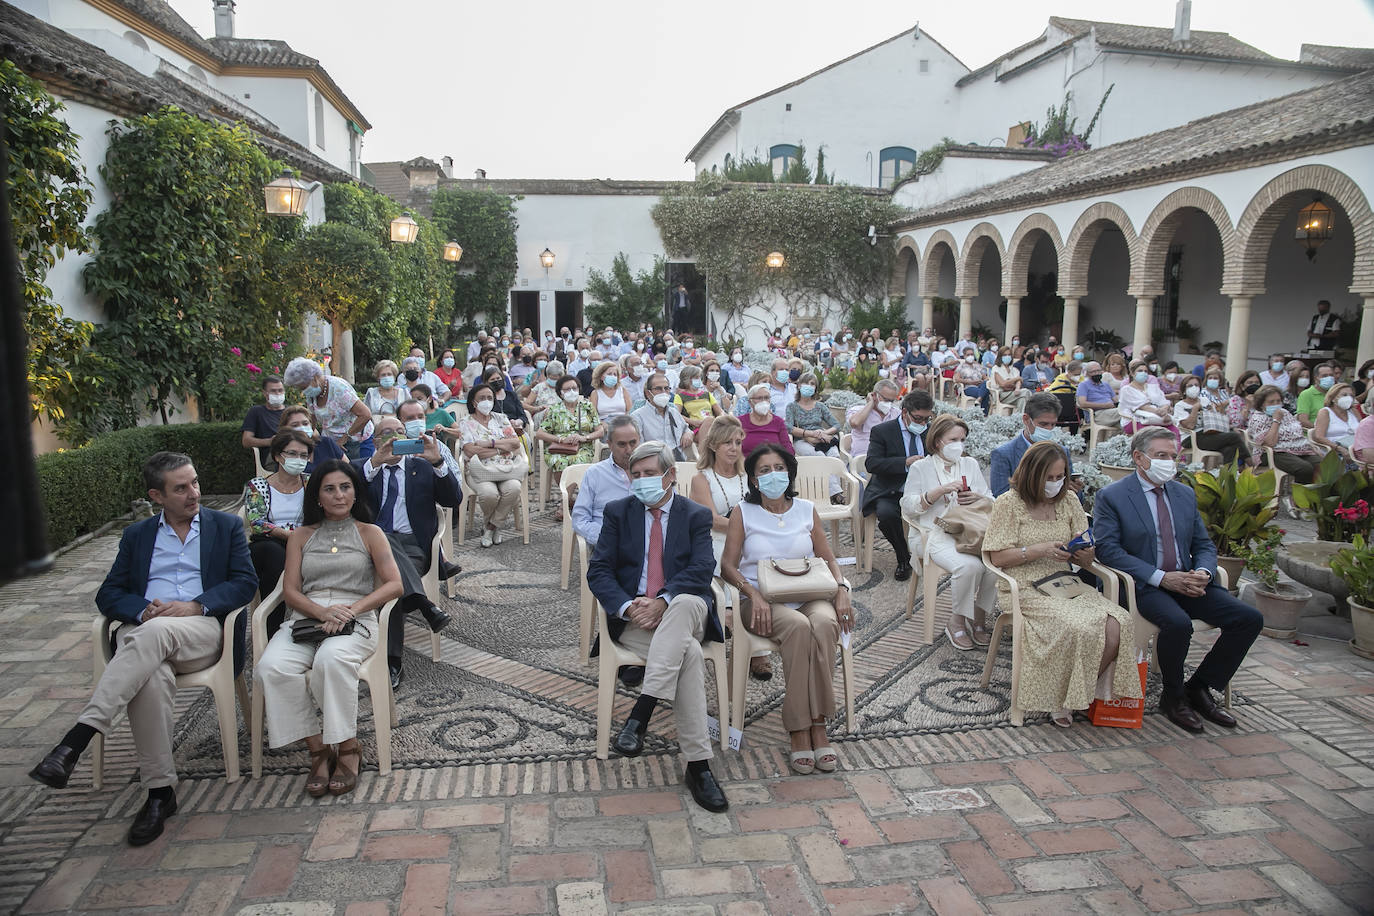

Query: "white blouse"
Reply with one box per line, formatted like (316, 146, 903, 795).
(1320, 406, 1359, 446)
(737, 498, 815, 588)
(1119, 382, 1169, 424)
(899, 455, 990, 558)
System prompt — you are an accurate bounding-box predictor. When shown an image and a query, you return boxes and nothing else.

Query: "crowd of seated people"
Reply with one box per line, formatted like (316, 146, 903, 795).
(35, 327, 1296, 843)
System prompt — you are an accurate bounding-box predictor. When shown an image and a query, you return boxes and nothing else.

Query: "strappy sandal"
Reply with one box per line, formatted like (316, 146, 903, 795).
(971, 624, 992, 648)
(944, 622, 975, 651)
(329, 742, 361, 796)
(1050, 709, 1073, 729)
(788, 750, 815, 775)
(305, 746, 335, 798)
(814, 747, 839, 773)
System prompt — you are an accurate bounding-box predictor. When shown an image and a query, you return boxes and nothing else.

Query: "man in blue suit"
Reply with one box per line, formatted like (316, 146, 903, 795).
(30, 452, 256, 845)
(587, 441, 728, 812)
(990, 393, 1082, 498)
(1094, 428, 1262, 734)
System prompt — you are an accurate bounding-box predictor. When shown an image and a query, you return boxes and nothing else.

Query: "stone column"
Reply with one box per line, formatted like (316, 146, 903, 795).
(1061, 297, 1080, 352)
(1132, 297, 1154, 357)
(1357, 296, 1374, 374)
(1004, 297, 1021, 343)
(1225, 296, 1252, 385)
(959, 297, 973, 342)
(921, 297, 934, 334)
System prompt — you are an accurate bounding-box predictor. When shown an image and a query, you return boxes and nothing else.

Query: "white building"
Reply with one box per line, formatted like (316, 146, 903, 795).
(687, 7, 1367, 189)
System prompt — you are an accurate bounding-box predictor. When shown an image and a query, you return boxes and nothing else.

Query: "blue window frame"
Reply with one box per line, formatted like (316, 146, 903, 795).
(879, 146, 917, 188)
(770, 144, 800, 180)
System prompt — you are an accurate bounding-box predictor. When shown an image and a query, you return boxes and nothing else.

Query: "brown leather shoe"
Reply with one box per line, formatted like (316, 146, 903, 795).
(1161, 694, 1205, 734)
(1186, 686, 1237, 728)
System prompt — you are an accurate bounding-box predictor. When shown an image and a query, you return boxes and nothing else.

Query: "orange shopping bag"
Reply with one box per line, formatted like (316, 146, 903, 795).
(1087, 652, 1148, 729)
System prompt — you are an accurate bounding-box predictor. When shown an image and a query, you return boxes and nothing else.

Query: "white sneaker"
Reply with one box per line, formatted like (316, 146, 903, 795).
(492, 528, 503, 545)
(480, 529, 493, 548)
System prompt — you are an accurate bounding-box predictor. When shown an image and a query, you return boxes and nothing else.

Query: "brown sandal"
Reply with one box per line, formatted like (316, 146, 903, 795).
(329, 742, 361, 796)
(306, 746, 335, 797)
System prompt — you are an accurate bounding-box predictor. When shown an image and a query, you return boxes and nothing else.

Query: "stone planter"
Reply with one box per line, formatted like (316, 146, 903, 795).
(1276, 541, 1350, 614)
(1099, 465, 1134, 482)
(1217, 555, 1245, 594)
(1250, 583, 1313, 639)
(1350, 599, 1374, 660)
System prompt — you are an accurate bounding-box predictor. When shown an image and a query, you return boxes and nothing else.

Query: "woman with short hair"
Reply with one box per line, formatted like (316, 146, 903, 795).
(1173, 374, 1250, 466)
(243, 430, 314, 604)
(283, 357, 375, 460)
(1313, 381, 1364, 461)
(363, 360, 407, 418)
(1249, 384, 1322, 484)
(741, 383, 794, 458)
(535, 374, 605, 519)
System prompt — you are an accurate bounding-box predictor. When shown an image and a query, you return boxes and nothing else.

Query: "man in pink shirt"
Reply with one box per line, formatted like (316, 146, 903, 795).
(845, 380, 901, 457)
(1352, 414, 1374, 466)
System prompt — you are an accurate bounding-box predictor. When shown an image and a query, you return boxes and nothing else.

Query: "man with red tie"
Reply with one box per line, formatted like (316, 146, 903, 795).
(586, 441, 727, 812)
(1094, 428, 1263, 734)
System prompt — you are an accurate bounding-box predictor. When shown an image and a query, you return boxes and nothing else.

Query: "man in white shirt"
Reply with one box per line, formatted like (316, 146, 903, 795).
(952, 333, 978, 356)
(632, 374, 693, 455)
(768, 358, 797, 417)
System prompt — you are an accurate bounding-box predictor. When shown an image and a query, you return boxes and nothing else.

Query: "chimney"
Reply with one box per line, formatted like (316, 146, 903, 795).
(212, 0, 236, 39)
(441, 155, 453, 176)
(1172, 0, 1192, 45)
(474, 168, 487, 180)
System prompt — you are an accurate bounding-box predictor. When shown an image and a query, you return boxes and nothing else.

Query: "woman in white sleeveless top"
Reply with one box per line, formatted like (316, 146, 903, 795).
(721, 444, 854, 776)
(591, 361, 631, 426)
(1313, 382, 1363, 460)
(688, 416, 772, 680)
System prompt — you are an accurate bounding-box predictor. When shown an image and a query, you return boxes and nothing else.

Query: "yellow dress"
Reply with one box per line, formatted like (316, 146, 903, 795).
(982, 491, 1141, 712)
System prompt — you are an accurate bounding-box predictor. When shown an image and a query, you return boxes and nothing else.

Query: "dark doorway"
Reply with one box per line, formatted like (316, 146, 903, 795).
(511, 291, 539, 334)
(555, 291, 583, 336)
(665, 262, 708, 335)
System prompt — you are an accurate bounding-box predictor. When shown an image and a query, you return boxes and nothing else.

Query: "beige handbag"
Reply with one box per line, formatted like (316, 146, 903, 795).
(757, 557, 839, 604)
(933, 493, 992, 555)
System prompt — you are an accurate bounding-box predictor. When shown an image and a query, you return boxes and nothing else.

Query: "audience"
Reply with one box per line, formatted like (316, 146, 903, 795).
(402, 350, 451, 404)
(786, 372, 843, 501)
(721, 444, 851, 775)
(278, 406, 345, 472)
(740, 383, 795, 458)
(243, 430, 314, 619)
(256, 459, 402, 797)
(1173, 375, 1250, 466)
(1075, 361, 1120, 429)
(1312, 381, 1362, 461)
(538, 375, 605, 518)
(1248, 385, 1323, 484)
(990, 393, 1078, 497)
(591, 361, 632, 426)
(990, 347, 1028, 412)
(433, 348, 463, 405)
(844, 380, 902, 458)
(1296, 362, 1336, 428)
(1119, 359, 1179, 446)
(674, 365, 721, 444)
(459, 383, 528, 548)
(283, 357, 375, 460)
(241, 375, 286, 468)
(363, 360, 408, 418)
(572, 416, 639, 547)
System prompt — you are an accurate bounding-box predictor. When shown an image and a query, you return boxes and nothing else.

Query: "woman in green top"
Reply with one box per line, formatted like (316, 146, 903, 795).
(412, 384, 460, 445)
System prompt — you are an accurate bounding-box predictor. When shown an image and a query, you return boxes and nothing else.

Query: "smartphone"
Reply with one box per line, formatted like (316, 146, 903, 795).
(392, 437, 424, 456)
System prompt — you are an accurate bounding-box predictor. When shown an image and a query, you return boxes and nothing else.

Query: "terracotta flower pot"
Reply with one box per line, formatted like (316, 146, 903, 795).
(1250, 583, 1313, 639)
(1350, 599, 1374, 660)
(1216, 555, 1245, 594)
(1099, 465, 1134, 482)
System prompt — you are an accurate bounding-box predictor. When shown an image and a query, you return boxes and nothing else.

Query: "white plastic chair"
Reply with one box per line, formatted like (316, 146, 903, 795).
(559, 462, 593, 590)
(898, 513, 944, 646)
(417, 507, 450, 662)
(592, 596, 729, 760)
(855, 455, 908, 574)
(575, 534, 595, 664)
(1106, 565, 1233, 709)
(837, 433, 853, 469)
(456, 445, 530, 546)
(90, 608, 249, 789)
(252, 449, 270, 480)
(716, 579, 856, 740)
(674, 461, 698, 496)
(249, 581, 403, 777)
(1083, 408, 1119, 456)
(1181, 428, 1224, 470)
(795, 455, 863, 561)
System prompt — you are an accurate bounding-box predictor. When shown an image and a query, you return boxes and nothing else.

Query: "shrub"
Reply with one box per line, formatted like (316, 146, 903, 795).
(37, 422, 253, 549)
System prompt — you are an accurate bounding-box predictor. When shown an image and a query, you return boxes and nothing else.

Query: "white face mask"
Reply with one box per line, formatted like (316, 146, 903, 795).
(1338, 394, 1355, 410)
(752, 401, 771, 417)
(474, 399, 493, 414)
(1165, 373, 1177, 382)
(707, 371, 721, 382)
(1185, 385, 1200, 399)
(1044, 477, 1065, 498)
(266, 393, 285, 408)
(292, 424, 313, 436)
(652, 392, 672, 409)
(562, 390, 580, 404)
(1145, 458, 1177, 485)
(940, 440, 965, 461)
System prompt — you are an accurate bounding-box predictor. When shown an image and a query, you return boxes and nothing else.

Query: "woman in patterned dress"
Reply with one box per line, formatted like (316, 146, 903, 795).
(983, 441, 1140, 727)
(535, 374, 605, 519)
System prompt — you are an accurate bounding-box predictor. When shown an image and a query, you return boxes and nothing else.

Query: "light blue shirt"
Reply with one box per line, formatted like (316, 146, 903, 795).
(619, 494, 675, 618)
(1136, 473, 1182, 588)
(572, 458, 634, 546)
(143, 513, 204, 616)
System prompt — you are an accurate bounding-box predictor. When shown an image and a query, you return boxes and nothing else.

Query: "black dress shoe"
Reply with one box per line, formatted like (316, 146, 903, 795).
(613, 719, 646, 757)
(422, 605, 451, 633)
(618, 665, 645, 688)
(1161, 694, 1205, 734)
(894, 562, 913, 582)
(684, 766, 729, 813)
(128, 794, 177, 846)
(439, 560, 462, 580)
(389, 665, 404, 690)
(29, 744, 80, 789)
(1186, 686, 1237, 728)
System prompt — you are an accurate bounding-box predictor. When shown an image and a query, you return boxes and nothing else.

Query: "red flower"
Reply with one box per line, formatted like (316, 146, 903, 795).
(230, 346, 242, 356)
(246, 363, 262, 374)
(227, 378, 237, 385)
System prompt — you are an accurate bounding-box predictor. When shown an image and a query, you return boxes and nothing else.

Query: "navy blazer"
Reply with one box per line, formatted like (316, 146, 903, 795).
(1093, 474, 1218, 589)
(355, 456, 463, 570)
(586, 494, 722, 645)
(95, 508, 257, 672)
(861, 418, 926, 512)
(989, 434, 1076, 497)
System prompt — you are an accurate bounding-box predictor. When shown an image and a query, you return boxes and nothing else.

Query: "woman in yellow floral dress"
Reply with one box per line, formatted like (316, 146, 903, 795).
(983, 441, 1140, 727)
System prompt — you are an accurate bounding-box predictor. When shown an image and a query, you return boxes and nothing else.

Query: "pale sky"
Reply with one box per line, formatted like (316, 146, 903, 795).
(167, 0, 1374, 180)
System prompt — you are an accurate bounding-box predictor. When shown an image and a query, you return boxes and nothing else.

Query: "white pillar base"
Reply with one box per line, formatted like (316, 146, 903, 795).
(1004, 297, 1021, 344)
(1061, 297, 1080, 353)
(1225, 296, 1253, 385)
(959, 297, 973, 342)
(1133, 297, 1154, 358)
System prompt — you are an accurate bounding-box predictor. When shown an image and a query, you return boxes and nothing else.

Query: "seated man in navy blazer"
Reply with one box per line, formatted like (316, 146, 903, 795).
(30, 452, 256, 845)
(861, 390, 934, 581)
(990, 393, 1084, 497)
(586, 440, 728, 813)
(1094, 428, 1263, 734)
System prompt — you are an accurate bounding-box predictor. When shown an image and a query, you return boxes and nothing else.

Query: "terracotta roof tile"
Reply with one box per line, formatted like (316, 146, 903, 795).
(1300, 43, 1374, 69)
(207, 37, 319, 69)
(1049, 16, 1277, 62)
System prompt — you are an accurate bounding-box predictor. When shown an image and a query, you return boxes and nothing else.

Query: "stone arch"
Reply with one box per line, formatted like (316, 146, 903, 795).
(1131, 187, 1237, 297)
(1232, 164, 1374, 295)
(890, 234, 920, 297)
(1003, 213, 1064, 298)
(920, 229, 959, 299)
(1060, 202, 1138, 297)
(955, 223, 1006, 298)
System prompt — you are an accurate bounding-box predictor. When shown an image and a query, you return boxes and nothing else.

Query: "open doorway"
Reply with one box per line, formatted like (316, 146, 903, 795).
(511, 291, 539, 334)
(665, 261, 708, 335)
(555, 291, 583, 336)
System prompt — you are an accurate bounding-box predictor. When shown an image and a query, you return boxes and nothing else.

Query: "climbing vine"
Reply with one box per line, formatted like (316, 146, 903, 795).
(430, 188, 519, 339)
(652, 174, 903, 340)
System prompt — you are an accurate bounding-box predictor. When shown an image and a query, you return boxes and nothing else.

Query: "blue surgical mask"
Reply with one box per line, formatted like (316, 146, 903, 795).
(546, 377, 558, 387)
(1319, 376, 1335, 390)
(799, 384, 816, 398)
(1001, 355, 1012, 365)
(1264, 403, 1281, 416)
(536, 360, 548, 370)
(441, 358, 455, 369)
(907, 421, 928, 437)
(1206, 378, 1221, 390)
(631, 473, 667, 506)
(1031, 426, 1056, 442)
(657, 359, 669, 370)
(403, 419, 426, 438)
(757, 470, 790, 500)
(1073, 352, 1084, 360)
(378, 375, 395, 388)
(281, 456, 308, 476)
(1134, 371, 1150, 384)
(775, 369, 790, 383)
(301, 385, 321, 400)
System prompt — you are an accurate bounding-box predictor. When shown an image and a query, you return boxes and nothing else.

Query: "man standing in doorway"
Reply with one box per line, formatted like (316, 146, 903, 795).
(672, 283, 691, 334)
(1307, 299, 1341, 350)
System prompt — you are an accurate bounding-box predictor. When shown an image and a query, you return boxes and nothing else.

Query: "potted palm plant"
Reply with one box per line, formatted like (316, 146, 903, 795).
(1239, 528, 1312, 639)
(1181, 462, 1278, 588)
(1174, 320, 1201, 354)
(1330, 535, 1374, 659)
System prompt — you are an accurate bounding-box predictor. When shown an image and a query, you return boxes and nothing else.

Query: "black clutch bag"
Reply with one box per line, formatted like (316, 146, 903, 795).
(290, 618, 355, 644)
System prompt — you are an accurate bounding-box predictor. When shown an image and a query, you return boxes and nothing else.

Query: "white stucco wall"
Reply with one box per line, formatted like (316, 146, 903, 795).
(41, 97, 116, 327)
(893, 154, 1050, 211)
(692, 29, 966, 188)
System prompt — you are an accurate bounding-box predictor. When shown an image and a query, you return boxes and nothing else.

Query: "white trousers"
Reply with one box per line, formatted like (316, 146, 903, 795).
(926, 543, 999, 623)
(256, 600, 378, 747)
(78, 615, 223, 788)
(615, 594, 713, 762)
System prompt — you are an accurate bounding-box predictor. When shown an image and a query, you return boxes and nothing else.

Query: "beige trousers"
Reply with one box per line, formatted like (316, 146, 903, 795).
(741, 597, 840, 732)
(77, 614, 223, 789)
(616, 594, 713, 762)
(470, 478, 522, 527)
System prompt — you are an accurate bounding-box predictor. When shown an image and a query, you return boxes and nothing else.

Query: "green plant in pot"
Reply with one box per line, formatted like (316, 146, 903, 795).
(1292, 451, 1374, 542)
(1174, 319, 1200, 354)
(1330, 535, 1374, 659)
(1180, 462, 1277, 586)
(1237, 527, 1312, 639)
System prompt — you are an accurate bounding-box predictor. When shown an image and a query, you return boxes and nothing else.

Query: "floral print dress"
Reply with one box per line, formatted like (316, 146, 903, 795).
(539, 397, 598, 471)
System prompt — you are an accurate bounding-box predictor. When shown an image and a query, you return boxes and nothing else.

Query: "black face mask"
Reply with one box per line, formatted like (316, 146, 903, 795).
(404, 369, 420, 381)
(788, 368, 802, 381)
(1089, 373, 1103, 383)
(1244, 383, 1260, 395)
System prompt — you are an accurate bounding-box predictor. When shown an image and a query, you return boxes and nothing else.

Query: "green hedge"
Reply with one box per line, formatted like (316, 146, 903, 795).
(37, 421, 254, 550)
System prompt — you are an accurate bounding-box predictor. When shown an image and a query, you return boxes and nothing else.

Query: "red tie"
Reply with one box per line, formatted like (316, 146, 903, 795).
(1153, 486, 1178, 572)
(645, 508, 665, 598)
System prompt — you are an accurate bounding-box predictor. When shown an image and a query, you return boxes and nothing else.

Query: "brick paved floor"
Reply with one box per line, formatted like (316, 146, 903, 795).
(2, 510, 1373, 914)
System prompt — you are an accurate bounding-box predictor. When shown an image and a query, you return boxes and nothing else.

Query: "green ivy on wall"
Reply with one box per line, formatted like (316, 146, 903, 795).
(1, 60, 95, 425)
(430, 188, 518, 337)
(652, 174, 903, 340)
